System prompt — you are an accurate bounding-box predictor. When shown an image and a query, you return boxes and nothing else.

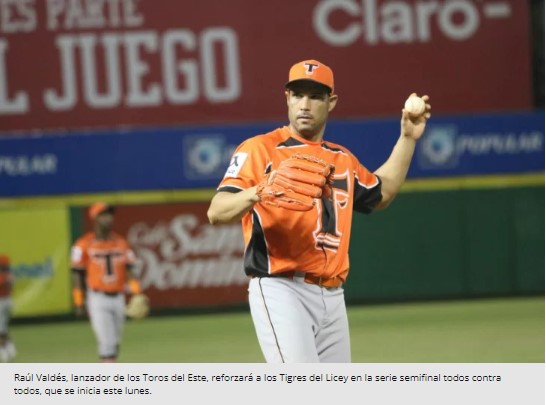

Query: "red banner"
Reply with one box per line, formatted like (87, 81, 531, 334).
(0, 0, 531, 132)
(95, 202, 248, 309)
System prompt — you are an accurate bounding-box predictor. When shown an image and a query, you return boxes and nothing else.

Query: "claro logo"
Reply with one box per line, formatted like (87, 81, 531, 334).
(313, 0, 512, 46)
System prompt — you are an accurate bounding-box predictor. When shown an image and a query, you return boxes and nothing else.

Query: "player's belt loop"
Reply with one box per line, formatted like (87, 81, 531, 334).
(293, 271, 306, 279)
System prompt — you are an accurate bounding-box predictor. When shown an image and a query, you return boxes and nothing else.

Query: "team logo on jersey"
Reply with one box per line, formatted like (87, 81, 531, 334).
(224, 152, 248, 178)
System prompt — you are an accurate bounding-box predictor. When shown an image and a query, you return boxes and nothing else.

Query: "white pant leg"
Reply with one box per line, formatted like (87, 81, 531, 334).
(248, 277, 321, 363)
(315, 286, 351, 363)
(0, 298, 15, 362)
(0, 297, 11, 335)
(87, 291, 125, 358)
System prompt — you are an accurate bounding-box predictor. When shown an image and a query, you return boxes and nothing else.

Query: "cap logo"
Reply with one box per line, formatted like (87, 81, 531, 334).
(304, 62, 319, 75)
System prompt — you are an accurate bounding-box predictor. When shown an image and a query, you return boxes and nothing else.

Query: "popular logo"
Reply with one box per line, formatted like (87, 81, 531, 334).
(418, 125, 458, 168)
(183, 134, 235, 179)
(417, 123, 544, 170)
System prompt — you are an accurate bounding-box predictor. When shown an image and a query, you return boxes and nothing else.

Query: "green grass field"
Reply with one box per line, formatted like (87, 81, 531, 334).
(9, 296, 544, 363)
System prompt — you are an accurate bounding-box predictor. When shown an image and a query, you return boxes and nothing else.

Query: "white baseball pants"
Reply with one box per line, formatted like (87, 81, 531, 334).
(0, 297, 11, 335)
(86, 290, 125, 359)
(248, 275, 350, 363)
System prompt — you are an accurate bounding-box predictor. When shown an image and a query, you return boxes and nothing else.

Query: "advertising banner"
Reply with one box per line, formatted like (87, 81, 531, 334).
(0, 112, 543, 197)
(0, 0, 531, 132)
(100, 202, 249, 309)
(331, 112, 546, 179)
(0, 207, 71, 316)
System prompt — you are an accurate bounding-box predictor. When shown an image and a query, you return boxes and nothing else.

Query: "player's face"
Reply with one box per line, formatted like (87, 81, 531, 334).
(286, 82, 337, 141)
(95, 212, 114, 233)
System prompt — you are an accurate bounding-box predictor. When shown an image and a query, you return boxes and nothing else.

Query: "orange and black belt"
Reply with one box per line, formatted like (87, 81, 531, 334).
(253, 271, 343, 288)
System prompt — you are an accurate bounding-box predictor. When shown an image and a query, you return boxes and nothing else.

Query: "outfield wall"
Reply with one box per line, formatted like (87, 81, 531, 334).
(346, 186, 545, 303)
(0, 112, 543, 317)
(1, 112, 543, 196)
(4, 179, 542, 318)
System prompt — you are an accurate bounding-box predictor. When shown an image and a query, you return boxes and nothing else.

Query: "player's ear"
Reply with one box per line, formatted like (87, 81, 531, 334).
(285, 89, 290, 105)
(328, 94, 338, 112)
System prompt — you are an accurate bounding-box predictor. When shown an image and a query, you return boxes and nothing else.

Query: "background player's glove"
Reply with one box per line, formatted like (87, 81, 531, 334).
(257, 153, 335, 211)
(125, 293, 150, 320)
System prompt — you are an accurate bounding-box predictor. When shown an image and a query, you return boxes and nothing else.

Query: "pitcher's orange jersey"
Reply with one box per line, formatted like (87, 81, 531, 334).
(217, 126, 382, 282)
(71, 232, 136, 293)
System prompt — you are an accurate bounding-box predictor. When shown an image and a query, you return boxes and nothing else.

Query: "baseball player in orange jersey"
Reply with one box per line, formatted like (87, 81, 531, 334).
(0, 254, 16, 362)
(208, 59, 431, 362)
(71, 203, 142, 362)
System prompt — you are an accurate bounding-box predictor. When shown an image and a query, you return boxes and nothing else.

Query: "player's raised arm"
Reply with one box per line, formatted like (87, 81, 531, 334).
(374, 94, 431, 209)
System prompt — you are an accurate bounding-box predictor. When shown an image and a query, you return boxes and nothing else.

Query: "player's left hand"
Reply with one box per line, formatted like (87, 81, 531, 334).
(401, 94, 431, 141)
(257, 154, 335, 211)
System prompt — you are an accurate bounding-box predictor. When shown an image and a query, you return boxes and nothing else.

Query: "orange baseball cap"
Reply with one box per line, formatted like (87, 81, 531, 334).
(88, 202, 115, 220)
(285, 59, 334, 92)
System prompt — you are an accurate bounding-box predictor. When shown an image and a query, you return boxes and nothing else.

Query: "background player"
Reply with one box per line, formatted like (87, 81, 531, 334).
(0, 254, 16, 362)
(207, 59, 431, 362)
(71, 202, 143, 362)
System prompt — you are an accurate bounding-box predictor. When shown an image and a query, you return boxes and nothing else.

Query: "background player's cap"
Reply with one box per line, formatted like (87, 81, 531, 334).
(88, 202, 115, 220)
(285, 59, 334, 93)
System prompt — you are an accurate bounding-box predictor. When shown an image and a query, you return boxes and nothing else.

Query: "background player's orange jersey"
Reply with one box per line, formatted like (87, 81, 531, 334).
(0, 255, 12, 298)
(71, 233, 136, 293)
(218, 126, 382, 282)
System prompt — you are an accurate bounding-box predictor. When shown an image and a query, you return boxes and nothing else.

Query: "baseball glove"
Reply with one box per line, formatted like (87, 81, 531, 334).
(257, 153, 335, 211)
(125, 293, 150, 320)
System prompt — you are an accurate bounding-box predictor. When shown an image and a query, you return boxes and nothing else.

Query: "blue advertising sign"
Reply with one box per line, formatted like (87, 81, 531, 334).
(327, 111, 545, 179)
(0, 112, 543, 197)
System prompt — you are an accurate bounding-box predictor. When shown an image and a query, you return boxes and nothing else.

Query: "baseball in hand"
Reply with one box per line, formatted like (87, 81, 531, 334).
(404, 95, 426, 117)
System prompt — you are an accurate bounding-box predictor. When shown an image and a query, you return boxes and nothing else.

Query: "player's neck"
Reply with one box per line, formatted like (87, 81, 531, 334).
(288, 125, 324, 144)
(94, 228, 112, 240)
